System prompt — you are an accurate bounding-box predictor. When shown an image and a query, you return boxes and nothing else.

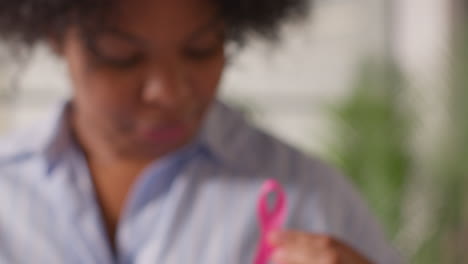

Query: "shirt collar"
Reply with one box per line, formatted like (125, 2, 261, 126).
(36, 101, 75, 173)
(198, 100, 258, 172)
(0, 99, 74, 175)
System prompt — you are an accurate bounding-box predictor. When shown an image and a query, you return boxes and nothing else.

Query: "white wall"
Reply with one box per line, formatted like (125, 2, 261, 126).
(393, 0, 452, 252)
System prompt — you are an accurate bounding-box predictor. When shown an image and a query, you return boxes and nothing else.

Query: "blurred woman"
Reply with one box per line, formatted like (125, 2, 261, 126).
(0, 0, 400, 263)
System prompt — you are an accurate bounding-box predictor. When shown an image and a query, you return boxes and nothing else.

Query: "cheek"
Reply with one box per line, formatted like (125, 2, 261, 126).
(66, 42, 142, 114)
(70, 65, 142, 133)
(189, 57, 225, 103)
(72, 55, 140, 108)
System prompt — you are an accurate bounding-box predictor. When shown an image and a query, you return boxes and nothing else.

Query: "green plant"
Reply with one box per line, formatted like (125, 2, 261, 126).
(327, 58, 412, 239)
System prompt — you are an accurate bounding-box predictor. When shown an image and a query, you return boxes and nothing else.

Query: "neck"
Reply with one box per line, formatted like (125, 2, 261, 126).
(69, 108, 153, 179)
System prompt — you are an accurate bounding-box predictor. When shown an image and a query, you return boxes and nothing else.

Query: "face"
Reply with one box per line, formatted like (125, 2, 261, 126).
(59, 0, 226, 160)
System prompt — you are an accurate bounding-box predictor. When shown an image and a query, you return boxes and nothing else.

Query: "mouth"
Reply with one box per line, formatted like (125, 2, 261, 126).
(135, 106, 203, 145)
(139, 121, 192, 144)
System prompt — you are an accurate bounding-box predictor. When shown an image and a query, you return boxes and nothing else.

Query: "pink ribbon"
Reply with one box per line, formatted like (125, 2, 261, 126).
(254, 179, 288, 264)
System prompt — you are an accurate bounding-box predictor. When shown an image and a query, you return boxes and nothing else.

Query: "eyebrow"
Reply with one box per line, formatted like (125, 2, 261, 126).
(91, 27, 147, 47)
(184, 17, 225, 44)
(99, 15, 224, 46)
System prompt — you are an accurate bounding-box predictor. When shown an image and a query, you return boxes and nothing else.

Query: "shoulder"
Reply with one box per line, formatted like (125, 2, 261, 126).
(230, 114, 339, 184)
(220, 105, 362, 206)
(210, 102, 361, 190)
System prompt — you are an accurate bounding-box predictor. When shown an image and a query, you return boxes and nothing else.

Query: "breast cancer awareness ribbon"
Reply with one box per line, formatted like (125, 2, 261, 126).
(254, 179, 288, 264)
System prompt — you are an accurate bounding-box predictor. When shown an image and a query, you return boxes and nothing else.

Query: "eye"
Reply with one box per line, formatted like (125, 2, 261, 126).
(184, 28, 225, 61)
(85, 30, 145, 68)
(94, 53, 144, 68)
(184, 44, 223, 61)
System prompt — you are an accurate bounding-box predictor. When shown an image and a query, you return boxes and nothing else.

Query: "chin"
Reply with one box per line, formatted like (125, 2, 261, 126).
(130, 134, 194, 159)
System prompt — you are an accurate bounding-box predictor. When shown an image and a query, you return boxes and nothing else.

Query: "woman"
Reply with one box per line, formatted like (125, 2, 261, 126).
(0, 0, 400, 263)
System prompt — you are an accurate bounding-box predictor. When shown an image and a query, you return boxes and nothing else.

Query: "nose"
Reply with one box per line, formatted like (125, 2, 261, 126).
(141, 64, 190, 110)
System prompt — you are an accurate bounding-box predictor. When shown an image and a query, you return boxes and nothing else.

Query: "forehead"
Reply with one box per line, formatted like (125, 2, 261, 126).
(107, 0, 220, 42)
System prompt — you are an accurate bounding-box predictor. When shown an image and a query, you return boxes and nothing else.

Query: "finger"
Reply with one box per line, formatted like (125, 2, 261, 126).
(269, 230, 313, 246)
(333, 241, 373, 264)
(271, 245, 339, 264)
(268, 232, 343, 264)
(269, 231, 372, 264)
(269, 230, 337, 249)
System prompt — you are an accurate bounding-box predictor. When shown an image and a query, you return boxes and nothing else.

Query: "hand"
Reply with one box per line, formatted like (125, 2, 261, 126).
(268, 230, 373, 264)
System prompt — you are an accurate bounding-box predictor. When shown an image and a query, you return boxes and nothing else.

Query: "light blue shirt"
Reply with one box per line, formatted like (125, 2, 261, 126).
(0, 100, 401, 264)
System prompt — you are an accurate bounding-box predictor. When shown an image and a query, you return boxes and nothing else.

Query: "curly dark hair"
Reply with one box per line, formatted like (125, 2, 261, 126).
(0, 0, 311, 47)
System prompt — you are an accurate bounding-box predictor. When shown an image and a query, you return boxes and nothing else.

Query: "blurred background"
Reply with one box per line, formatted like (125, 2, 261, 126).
(0, 0, 467, 263)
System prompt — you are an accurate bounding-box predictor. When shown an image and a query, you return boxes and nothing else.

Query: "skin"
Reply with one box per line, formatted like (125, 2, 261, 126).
(269, 231, 373, 264)
(54, 0, 373, 262)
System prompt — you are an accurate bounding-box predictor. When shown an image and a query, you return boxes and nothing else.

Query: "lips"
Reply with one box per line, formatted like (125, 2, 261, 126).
(139, 122, 190, 143)
(136, 107, 200, 144)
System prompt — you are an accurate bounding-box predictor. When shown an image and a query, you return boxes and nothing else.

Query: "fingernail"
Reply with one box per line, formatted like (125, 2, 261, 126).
(272, 248, 287, 262)
(268, 230, 283, 244)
